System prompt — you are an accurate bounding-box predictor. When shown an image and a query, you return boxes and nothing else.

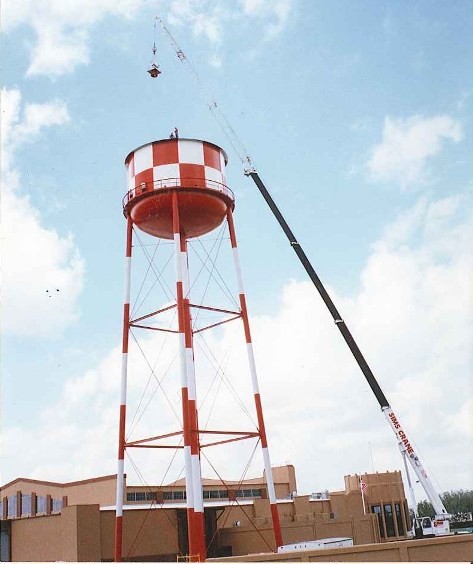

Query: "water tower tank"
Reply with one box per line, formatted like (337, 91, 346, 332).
(123, 138, 234, 239)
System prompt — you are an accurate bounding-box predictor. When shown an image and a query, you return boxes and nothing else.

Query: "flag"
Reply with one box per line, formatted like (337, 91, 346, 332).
(360, 480, 367, 493)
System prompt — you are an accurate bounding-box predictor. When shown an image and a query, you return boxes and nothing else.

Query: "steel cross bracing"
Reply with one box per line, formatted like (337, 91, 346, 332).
(114, 203, 284, 560)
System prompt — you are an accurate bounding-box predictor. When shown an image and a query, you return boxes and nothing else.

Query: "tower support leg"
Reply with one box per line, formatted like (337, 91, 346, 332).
(172, 193, 206, 559)
(114, 216, 133, 562)
(181, 239, 206, 560)
(226, 209, 284, 550)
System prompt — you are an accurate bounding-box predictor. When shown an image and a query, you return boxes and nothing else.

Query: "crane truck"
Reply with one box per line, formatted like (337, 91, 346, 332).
(152, 14, 451, 539)
(245, 170, 451, 539)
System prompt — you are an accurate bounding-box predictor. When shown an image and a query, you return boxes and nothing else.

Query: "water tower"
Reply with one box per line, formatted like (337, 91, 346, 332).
(114, 138, 283, 561)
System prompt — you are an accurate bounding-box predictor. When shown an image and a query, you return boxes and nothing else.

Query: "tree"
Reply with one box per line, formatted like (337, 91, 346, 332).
(417, 490, 473, 518)
(417, 499, 434, 517)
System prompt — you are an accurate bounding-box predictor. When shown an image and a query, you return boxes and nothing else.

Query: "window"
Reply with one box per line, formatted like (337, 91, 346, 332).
(7, 497, 16, 519)
(372, 505, 385, 538)
(384, 504, 396, 537)
(21, 495, 32, 517)
(162, 491, 186, 501)
(236, 489, 262, 499)
(128, 491, 157, 502)
(52, 499, 62, 513)
(37, 496, 47, 514)
(0, 501, 3, 519)
(395, 503, 405, 536)
(203, 489, 230, 499)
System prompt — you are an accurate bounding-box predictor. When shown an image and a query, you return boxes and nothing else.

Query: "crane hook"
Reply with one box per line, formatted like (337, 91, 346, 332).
(148, 21, 161, 78)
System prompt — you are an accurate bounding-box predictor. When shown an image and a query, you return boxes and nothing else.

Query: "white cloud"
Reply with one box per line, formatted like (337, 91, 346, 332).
(1, 88, 84, 337)
(3, 0, 292, 77)
(169, 0, 227, 44)
(239, 0, 291, 38)
(2, 0, 144, 77)
(168, 0, 291, 43)
(2, 191, 471, 500)
(3, 89, 70, 154)
(367, 115, 463, 187)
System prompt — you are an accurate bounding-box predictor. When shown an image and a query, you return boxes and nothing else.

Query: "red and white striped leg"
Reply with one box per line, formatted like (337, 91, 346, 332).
(172, 193, 198, 557)
(114, 216, 133, 562)
(182, 241, 206, 560)
(226, 209, 284, 550)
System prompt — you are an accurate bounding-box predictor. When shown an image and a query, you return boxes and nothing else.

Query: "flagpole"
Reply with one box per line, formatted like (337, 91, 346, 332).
(360, 477, 367, 515)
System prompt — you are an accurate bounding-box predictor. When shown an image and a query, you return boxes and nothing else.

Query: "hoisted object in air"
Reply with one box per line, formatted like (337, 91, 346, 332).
(148, 63, 161, 78)
(147, 20, 161, 78)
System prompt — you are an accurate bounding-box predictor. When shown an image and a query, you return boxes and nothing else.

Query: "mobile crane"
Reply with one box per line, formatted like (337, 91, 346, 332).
(152, 15, 451, 539)
(245, 170, 451, 538)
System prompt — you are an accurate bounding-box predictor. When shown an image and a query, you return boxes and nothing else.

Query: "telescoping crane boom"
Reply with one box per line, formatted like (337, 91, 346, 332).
(152, 14, 450, 538)
(245, 170, 451, 537)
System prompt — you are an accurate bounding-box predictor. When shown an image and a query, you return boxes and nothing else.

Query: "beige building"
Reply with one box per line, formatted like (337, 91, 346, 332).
(0, 465, 411, 561)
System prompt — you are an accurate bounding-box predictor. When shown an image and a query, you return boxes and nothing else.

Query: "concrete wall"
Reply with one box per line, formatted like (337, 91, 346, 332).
(211, 533, 473, 562)
(218, 511, 378, 557)
(100, 509, 180, 561)
(65, 477, 117, 506)
(11, 505, 101, 562)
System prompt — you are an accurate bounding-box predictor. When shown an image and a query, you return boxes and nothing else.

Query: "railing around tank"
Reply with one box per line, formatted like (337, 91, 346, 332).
(122, 177, 234, 208)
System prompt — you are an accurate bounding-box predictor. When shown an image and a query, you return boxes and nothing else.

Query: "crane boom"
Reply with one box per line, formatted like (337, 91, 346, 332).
(152, 16, 450, 529)
(246, 171, 450, 522)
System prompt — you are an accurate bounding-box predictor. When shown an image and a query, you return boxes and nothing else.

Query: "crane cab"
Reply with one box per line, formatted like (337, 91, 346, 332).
(148, 63, 161, 78)
(413, 516, 450, 538)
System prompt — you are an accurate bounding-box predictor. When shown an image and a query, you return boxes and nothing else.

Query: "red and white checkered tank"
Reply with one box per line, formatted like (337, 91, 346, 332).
(123, 138, 234, 239)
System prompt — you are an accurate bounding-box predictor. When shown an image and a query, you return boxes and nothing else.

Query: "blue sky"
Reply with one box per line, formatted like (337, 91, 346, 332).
(2, 0, 472, 504)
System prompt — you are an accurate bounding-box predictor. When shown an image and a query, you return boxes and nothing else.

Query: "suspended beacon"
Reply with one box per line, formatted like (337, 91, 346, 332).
(114, 138, 283, 562)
